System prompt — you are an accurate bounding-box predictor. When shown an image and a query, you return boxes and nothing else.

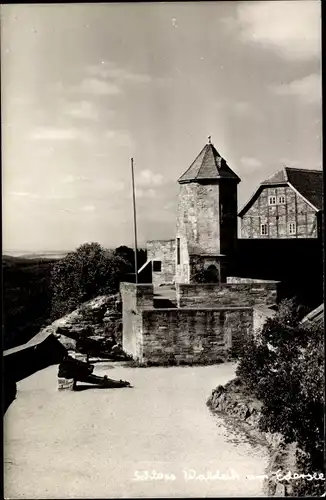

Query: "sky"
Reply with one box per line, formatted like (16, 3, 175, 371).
(2, 1, 322, 252)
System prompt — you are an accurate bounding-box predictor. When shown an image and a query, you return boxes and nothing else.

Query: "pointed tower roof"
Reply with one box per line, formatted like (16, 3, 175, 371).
(178, 137, 241, 184)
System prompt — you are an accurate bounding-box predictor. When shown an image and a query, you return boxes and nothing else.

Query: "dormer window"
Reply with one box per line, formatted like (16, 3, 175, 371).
(268, 196, 276, 205)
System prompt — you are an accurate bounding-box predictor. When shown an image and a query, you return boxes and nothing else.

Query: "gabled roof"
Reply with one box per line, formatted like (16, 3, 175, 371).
(238, 167, 323, 216)
(178, 141, 241, 184)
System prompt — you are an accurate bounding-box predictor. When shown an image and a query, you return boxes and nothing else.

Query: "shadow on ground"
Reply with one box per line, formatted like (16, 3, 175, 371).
(75, 384, 133, 391)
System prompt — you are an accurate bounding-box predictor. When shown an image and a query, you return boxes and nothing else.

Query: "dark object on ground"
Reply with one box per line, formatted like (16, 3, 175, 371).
(58, 355, 131, 388)
(3, 330, 67, 414)
(3, 377, 17, 415)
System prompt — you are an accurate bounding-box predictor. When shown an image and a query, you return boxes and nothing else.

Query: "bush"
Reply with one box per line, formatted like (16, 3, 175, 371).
(51, 242, 130, 320)
(236, 298, 324, 495)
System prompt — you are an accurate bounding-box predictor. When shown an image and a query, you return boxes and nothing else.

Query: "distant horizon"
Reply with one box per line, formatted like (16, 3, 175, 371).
(3, 243, 148, 256)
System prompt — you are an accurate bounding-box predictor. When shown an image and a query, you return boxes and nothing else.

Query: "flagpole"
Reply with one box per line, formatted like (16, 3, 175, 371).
(131, 157, 138, 284)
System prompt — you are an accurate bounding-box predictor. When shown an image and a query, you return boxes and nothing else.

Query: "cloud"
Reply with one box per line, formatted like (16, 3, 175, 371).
(87, 61, 152, 85)
(240, 157, 262, 171)
(63, 100, 99, 120)
(9, 191, 31, 197)
(215, 99, 260, 118)
(105, 130, 135, 148)
(271, 73, 321, 104)
(80, 205, 96, 212)
(137, 169, 164, 187)
(224, 1, 321, 61)
(30, 126, 90, 141)
(136, 188, 157, 199)
(61, 174, 89, 183)
(77, 78, 121, 96)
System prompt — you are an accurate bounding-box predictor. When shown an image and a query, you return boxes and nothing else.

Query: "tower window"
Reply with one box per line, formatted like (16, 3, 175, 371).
(261, 223, 268, 235)
(268, 196, 276, 205)
(176, 238, 181, 265)
(153, 261, 162, 272)
(278, 195, 286, 204)
(288, 222, 296, 235)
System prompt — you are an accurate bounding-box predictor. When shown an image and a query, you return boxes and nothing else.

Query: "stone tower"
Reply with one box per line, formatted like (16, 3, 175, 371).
(175, 138, 241, 284)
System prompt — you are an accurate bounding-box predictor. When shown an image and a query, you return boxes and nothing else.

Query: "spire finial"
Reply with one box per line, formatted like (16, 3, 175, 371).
(208, 135, 211, 144)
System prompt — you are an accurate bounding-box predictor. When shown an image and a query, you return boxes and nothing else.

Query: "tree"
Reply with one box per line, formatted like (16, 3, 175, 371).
(236, 299, 324, 495)
(114, 246, 147, 272)
(51, 242, 129, 319)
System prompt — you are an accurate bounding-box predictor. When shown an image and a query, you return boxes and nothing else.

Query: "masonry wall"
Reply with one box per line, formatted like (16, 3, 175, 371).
(176, 181, 225, 284)
(240, 186, 318, 239)
(140, 307, 253, 365)
(176, 182, 221, 254)
(176, 282, 279, 309)
(147, 239, 176, 286)
(120, 283, 153, 360)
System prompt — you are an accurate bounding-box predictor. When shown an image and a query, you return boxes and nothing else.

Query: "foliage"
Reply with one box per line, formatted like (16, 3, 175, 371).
(51, 243, 130, 320)
(192, 265, 219, 284)
(3, 256, 55, 350)
(192, 267, 207, 283)
(114, 245, 147, 272)
(236, 298, 324, 494)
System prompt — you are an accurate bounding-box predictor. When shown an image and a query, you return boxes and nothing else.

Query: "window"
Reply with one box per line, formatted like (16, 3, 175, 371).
(288, 222, 296, 235)
(268, 196, 276, 205)
(261, 223, 268, 235)
(278, 195, 286, 204)
(153, 260, 162, 272)
(177, 237, 180, 265)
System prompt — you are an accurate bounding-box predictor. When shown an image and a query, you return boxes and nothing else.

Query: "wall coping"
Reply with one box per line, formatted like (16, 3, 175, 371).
(147, 239, 175, 244)
(142, 306, 253, 313)
(227, 277, 281, 284)
(120, 282, 153, 289)
(176, 282, 280, 288)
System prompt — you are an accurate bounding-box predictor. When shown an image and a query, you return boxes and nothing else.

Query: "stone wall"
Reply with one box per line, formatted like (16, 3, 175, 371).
(120, 283, 153, 360)
(40, 295, 122, 350)
(140, 307, 253, 365)
(120, 281, 276, 366)
(176, 282, 279, 309)
(147, 239, 176, 286)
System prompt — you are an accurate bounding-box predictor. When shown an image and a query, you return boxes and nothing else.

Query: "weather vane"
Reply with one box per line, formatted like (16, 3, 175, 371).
(208, 135, 211, 144)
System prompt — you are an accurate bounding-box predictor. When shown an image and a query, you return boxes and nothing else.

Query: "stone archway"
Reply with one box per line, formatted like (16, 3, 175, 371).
(204, 264, 219, 283)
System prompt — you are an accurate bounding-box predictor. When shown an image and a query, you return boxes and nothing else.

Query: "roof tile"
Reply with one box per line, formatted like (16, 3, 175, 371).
(178, 143, 240, 183)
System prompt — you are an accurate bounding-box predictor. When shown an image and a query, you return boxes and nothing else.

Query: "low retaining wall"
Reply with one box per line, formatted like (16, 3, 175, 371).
(120, 281, 277, 365)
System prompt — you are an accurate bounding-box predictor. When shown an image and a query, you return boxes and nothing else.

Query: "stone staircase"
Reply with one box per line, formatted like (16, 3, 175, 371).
(153, 285, 177, 309)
